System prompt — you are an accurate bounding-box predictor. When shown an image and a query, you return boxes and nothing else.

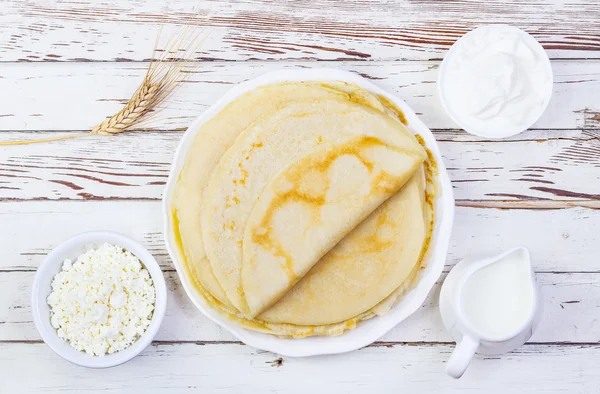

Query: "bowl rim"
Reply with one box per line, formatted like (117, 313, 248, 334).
(162, 68, 455, 357)
(31, 231, 167, 368)
(437, 24, 554, 139)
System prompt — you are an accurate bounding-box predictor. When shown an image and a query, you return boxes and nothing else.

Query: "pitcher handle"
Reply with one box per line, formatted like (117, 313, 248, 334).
(446, 335, 479, 379)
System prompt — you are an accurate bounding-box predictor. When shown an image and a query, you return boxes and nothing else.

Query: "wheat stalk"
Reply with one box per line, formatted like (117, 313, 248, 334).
(1, 26, 207, 146)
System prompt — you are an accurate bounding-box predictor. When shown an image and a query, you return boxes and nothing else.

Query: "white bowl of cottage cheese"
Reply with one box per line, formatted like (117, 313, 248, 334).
(31, 231, 167, 368)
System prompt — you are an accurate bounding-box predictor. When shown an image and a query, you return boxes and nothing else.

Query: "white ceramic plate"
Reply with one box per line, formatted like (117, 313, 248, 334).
(163, 68, 455, 357)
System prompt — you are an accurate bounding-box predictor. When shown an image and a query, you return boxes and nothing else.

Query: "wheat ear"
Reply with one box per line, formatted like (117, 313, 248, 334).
(1, 26, 207, 146)
(90, 76, 159, 136)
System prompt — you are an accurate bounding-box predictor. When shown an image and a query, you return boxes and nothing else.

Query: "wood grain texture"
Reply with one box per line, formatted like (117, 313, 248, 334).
(2, 270, 599, 343)
(1, 343, 599, 393)
(1, 131, 599, 202)
(1, 202, 598, 273)
(1, 61, 599, 131)
(2, 0, 600, 389)
(1, 0, 600, 62)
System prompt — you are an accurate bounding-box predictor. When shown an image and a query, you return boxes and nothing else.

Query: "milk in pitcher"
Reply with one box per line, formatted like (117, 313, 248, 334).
(460, 251, 534, 339)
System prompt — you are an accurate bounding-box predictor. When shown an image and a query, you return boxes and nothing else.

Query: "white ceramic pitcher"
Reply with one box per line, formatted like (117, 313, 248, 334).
(439, 247, 542, 378)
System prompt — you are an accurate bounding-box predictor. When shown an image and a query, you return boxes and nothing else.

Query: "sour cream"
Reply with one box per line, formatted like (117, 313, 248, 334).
(438, 25, 553, 138)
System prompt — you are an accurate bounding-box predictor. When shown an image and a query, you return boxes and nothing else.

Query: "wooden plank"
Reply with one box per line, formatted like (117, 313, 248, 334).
(1, 61, 599, 131)
(1, 130, 599, 202)
(1, 202, 598, 273)
(2, 270, 598, 343)
(1, 342, 598, 393)
(2, 0, 600, 62)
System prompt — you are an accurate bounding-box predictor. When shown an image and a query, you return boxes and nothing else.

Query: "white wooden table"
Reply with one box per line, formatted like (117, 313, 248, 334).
(2, 1, 600, 392)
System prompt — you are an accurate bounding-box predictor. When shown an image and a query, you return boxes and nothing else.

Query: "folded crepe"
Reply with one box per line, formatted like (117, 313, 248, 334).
(201, 98, 426, 317)
(258, 170, 427, 325)
(242, 136, 425, 317)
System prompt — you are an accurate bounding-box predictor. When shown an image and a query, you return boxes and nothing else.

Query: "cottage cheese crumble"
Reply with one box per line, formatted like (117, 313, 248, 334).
(47, 243, 156, 356)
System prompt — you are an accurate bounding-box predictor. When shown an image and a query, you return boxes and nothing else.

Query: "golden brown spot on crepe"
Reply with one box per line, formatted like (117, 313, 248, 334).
(415, 135, 437, 174)
(307, 203, 323, 231)
(235, 284, 246, 298)
(349, 232, 393, 256)
(306, 135, 391, 174)
(333, 211, 394, 258)
(377, 95, 408, 125)
(357, 212, 395, 254)
(316, 82, 352, 98)
(295, 168, 329, 202)
(370, 171, 402, 195)
(236, 162, 249, 185)
(251, 227, 299, 282)
(256, 136, 387, 227)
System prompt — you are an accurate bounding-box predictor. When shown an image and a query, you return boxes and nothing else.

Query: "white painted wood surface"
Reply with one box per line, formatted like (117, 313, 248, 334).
(2, 0, 600, 61)
(2, 343, 600, 393)
(1, 1, 599, 392)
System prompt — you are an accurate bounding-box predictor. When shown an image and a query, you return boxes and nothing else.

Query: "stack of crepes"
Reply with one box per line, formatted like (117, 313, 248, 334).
(171, 81, 436, 338)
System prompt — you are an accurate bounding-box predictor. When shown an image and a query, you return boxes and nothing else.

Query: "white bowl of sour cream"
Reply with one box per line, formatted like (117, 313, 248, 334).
(438, 25, 553, 138)
(31, 232, 167, 368)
